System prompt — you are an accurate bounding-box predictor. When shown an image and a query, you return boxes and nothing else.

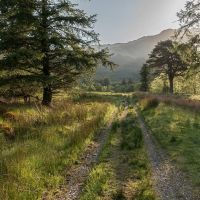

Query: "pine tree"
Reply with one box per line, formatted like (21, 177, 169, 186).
(0, 0, 113, 106)
(0, 0, 39, 92)
(128, 78, 133, 84)
(147, 40, 191, 94)
(102, 78, 110, 86)
(36, 0, 113, 105)
(122, 79, 127, 85)
(140, 64, 149, 92)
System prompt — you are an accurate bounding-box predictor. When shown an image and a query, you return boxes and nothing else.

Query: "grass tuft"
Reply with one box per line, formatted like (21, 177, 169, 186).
(112, 189, 126, 200)
(120, 115, 143, 150)
(0, 122, 15, 140)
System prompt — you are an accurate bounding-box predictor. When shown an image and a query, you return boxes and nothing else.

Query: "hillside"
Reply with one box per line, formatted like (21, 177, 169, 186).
(96, 29, 176, 81)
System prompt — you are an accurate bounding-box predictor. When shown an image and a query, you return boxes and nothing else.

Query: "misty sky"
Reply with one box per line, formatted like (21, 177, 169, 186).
(74, 0, 187, 44)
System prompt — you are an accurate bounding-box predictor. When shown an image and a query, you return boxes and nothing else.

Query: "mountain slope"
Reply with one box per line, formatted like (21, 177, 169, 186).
(96, 29, 176, 81)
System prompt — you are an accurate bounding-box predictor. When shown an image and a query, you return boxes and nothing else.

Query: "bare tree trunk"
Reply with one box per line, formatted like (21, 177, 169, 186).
(42, 86, 52, 106)
(169, 76, 174, 94)
(41, 0, 52, 106)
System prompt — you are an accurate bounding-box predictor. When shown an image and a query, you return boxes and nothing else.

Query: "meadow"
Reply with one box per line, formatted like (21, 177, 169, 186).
(0, 92, 199, 199)
(0, 94, 118, 199)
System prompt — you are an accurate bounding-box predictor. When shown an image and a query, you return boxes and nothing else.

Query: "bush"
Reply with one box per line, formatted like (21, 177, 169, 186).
(111, 120, 120, 132)
(3, 111, 18, 121)
(120, 115, 143, 150)
(0, 123, 15, 140)
(121, 129, 143, 150)
(112, 189, 126, 200)
(0, 106, 7, 115)
(139, 97, 159, 111)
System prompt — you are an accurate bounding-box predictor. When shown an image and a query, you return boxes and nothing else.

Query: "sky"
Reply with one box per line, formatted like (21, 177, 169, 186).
(74, 0, 187, 44)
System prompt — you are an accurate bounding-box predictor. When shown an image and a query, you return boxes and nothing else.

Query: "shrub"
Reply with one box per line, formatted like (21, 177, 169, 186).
(0, 123, 15, 140)
(139, 97, 159, 111)
(3, 111, 18, 121)
(112, 189, 126, 200)
(121, 129, 143, 150)
(120, 115, 143, 150)
(111, 120, 120, 132)
(136, 92, 200, 111)
(0, 106, 7, 115)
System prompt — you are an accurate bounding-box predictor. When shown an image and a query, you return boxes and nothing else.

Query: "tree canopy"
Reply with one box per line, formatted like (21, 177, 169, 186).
(147, 40, 192, 94)
(177, 0, 200, 35)
(0, 0, 114, 105)
(140, 64, 149, 92)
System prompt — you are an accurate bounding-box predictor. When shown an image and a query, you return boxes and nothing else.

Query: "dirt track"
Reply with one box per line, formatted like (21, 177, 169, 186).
(42, 109, 128, 200)
(137, 111, 199, 200)
(43, 107, 199, 200)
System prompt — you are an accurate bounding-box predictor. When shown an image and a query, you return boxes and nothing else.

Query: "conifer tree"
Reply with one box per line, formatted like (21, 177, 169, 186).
(0, 0, 113, 106)
(0, 0, 39, 91)
(147, 40, 191, 94)
(140, 64, 149, 92)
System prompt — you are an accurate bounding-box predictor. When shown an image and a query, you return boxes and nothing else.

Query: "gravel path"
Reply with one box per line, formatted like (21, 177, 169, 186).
(137, 111, 199, 200)
(43, 109, 128, 200)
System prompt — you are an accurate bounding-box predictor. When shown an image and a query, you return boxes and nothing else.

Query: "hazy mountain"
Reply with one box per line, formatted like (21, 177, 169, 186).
(96, 29, 176, 82)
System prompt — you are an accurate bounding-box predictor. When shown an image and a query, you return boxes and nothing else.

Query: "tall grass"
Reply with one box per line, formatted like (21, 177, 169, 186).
(0, 98, 117, 199)
(136, 92, 200, 111)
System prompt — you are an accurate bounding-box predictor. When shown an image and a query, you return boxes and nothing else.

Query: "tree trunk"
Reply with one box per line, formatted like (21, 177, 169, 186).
(41, 0, 52, 106)
(42, 86, 52, 106)
(169, 76, 174, 94)
(24, 95, 31, 104)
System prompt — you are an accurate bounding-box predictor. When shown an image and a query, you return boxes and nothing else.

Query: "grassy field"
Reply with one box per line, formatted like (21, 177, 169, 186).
(0, 94, 119, 199)
(80, 111, 156, 200)
(2, 91, 199, 199)
(139, 99, 200, 195)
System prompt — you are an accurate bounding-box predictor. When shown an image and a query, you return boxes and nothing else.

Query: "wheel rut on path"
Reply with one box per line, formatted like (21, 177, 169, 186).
(43, 110, 128, 200)
(137, 111, 199, 200)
